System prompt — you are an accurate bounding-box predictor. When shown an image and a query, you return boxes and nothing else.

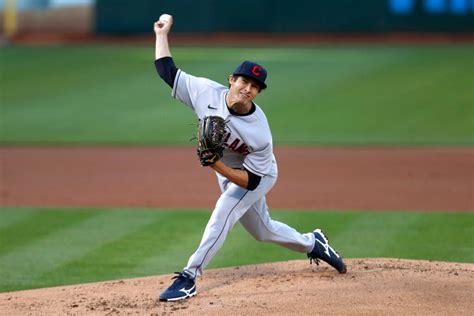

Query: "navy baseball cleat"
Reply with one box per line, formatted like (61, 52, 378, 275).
(159, 272, 197, 302)
(307, 229, 347, 274)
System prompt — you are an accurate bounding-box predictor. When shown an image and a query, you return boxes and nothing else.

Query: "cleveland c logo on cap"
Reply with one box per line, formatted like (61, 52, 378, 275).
(233, 61, 267, 89)
(252, 66, 262, 76)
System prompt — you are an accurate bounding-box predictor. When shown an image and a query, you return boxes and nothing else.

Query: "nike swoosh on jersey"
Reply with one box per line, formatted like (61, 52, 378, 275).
(207, 104, 218, 110)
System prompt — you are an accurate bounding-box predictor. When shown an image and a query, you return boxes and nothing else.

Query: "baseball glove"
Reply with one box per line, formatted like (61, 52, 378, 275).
(196, 116, 227, 166)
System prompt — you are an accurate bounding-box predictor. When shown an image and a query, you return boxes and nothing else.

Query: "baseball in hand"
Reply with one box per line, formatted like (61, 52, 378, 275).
(159, 14, 171, 24)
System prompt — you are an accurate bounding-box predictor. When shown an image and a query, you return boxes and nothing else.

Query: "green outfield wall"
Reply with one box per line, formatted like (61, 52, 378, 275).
(95, 0, 474, 34)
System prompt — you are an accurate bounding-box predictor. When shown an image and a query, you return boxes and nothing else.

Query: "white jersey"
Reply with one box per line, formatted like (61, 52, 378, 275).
(172, 69, 278, 178)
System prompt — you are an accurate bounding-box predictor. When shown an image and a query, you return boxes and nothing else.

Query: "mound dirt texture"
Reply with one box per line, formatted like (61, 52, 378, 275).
(0, 259, 473, 315)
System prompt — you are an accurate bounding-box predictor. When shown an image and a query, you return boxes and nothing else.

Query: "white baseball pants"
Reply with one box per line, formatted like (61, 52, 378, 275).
(183, 169, 315, 279)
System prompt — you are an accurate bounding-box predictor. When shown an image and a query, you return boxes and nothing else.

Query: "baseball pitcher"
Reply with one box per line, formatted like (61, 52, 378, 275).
(154, 14, 346, 302)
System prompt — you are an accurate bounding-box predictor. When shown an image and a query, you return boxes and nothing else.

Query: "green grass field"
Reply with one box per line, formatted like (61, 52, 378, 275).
(0, 208, 472, 292)
(1, 44, 473, 145)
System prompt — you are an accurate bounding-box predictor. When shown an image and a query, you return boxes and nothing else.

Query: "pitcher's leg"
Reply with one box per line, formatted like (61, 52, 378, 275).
(183, 185, 253, 278)
(239, 197, 314, 253)
(184, 175, 277, 279)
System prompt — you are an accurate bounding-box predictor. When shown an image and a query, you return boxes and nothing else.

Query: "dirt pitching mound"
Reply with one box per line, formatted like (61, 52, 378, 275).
(1, 258, 472, 315)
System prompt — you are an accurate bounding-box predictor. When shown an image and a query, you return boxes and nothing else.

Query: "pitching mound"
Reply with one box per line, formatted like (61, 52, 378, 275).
(1, 258, 472, 315)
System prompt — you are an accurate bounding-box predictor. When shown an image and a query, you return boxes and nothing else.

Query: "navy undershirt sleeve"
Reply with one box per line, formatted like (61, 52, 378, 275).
(246, 169, 262, 191)
(154, 56, 178, 88)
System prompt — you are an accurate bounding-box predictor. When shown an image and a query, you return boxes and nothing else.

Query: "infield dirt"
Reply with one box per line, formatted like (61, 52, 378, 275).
(1, 146, 472, 211)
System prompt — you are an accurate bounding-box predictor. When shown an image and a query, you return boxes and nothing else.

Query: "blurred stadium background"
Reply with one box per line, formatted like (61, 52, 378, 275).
(1, 0, 473, 40)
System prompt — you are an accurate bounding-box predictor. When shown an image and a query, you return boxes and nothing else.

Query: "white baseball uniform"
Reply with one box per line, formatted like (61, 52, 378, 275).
(172, 69, 315, 279)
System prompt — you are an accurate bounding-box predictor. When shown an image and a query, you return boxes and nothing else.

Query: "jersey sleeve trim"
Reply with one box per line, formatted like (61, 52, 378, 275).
(243, 162, 265, 177)
(172, 69, 182, 98)
(245, 168, 262, 191)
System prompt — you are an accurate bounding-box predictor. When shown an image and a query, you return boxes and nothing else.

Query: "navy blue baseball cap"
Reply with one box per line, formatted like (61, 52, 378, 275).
(232, 61, 267, 90)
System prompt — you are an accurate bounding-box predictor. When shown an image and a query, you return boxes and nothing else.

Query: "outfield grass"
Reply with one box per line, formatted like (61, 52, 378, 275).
(1, 45, 473, 145)
(0, 208, 472, 292)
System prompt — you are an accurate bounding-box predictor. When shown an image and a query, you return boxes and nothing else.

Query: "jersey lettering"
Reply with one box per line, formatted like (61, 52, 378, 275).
(223, 131, 231, 144)
(224, 130, 250, 156)
(236, 143, 249, 155)
(228, 139, 240, 151)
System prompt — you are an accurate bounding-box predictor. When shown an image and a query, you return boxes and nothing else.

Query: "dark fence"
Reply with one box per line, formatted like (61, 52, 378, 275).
(95, 0, 474, 34)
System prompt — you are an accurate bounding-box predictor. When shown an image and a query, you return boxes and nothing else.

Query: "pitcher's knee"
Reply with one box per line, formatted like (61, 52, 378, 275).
(251, 232, 272, 242)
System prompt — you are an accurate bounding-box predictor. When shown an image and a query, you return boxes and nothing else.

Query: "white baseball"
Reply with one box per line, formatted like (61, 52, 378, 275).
(159, 14, 171, 24)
